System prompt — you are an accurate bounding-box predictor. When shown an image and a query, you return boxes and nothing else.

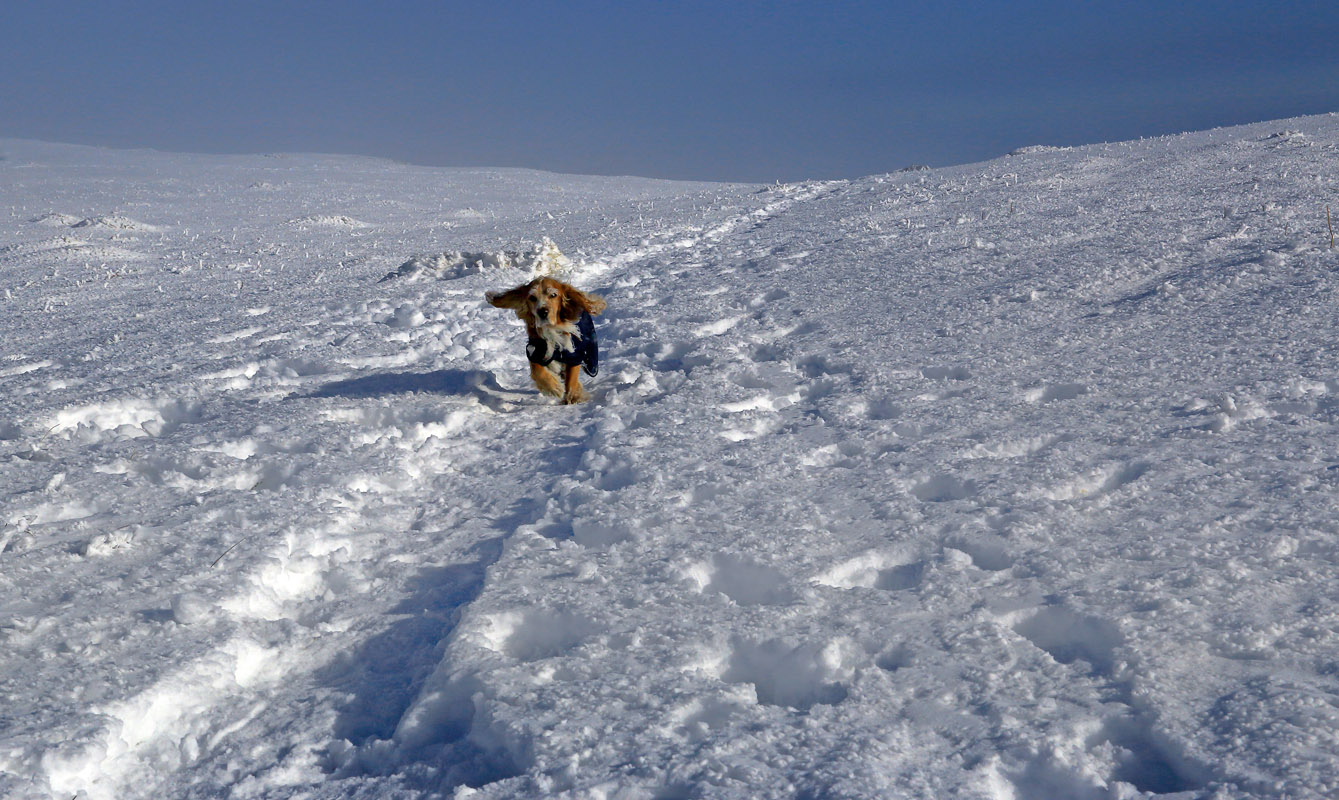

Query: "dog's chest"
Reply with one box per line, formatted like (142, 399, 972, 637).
(533, 323, 578, 371)
(539, 324, 576, 354)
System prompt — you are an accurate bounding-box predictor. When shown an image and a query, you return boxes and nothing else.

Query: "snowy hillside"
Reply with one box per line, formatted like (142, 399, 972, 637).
(2, 115, 1338, 799)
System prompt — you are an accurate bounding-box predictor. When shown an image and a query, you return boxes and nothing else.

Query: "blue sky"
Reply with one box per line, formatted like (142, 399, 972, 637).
(3, 1, 1337, 182)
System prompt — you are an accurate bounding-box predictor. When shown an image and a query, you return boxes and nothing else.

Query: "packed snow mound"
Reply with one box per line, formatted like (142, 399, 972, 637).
(70, 215, 161, 232)
(25, 213, 160, 232)
(381, 237, 576, 282)
(28, 212, 84, 227)
(286, 214, 370, 228)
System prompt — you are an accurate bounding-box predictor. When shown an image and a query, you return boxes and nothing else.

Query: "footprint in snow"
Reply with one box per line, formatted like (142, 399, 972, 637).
(911, 473, 978, 503)
(476, 608, 600, 663)
(718, 636, 858, 711)
(993, 604, 1215, 796)
(813, 550, 927, 593)
(684, 554, 798, 606)
(944, 538, 1014, 572)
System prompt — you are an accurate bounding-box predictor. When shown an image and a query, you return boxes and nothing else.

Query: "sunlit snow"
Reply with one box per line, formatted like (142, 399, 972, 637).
(2, 116, 1338, 798)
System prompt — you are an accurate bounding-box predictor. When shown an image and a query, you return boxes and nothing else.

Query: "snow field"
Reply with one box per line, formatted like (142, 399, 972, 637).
(1, 115, 1338, 798)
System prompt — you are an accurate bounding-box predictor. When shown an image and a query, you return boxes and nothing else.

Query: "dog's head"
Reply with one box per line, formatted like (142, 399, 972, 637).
(486, 278, 605, 330)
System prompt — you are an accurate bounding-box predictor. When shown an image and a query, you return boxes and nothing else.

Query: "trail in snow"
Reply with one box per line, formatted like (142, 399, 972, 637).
(1, 116, 1338, 799)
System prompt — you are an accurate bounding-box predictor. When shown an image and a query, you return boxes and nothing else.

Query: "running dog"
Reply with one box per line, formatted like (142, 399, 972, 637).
(485, 277, 605, 404)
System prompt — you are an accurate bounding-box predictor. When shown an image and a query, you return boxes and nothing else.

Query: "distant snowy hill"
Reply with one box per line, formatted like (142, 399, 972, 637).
(2, 115, 1338, 799)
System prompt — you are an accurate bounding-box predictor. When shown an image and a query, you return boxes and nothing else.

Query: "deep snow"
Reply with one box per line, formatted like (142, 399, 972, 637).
(1, 115, 1338, 799)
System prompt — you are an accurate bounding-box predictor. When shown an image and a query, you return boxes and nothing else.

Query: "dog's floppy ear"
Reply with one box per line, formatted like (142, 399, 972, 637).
(560, 286, 606, 321)
(485, 283, 532, 319)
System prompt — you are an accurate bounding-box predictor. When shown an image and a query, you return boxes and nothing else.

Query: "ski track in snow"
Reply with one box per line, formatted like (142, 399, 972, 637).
(1, 118, 1339, 798)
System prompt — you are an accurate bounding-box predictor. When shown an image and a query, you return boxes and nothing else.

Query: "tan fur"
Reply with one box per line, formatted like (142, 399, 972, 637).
(486, 278, 605, 404)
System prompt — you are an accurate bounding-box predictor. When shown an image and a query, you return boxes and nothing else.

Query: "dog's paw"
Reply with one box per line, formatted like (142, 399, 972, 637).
(562, 386, 591, 405)
(531, 366, 564, 397)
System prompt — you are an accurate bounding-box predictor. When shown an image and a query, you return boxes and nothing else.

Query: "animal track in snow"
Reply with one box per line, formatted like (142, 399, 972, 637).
(747, 288, 790, 308)
(749, 342, 787, 362)
(1033, 461, 1149, 502)
(720, 364, 802, 416)
(728, 363, 798, 393)
(875, 644, 915, 672)
(685, 554, 798, 606)
(989, 605, 1215, 798)
(694, 315, 742, 337)
(813, 550, 927, 592)
(1097, 715, 1211, 795)
(719, 637, 857, 711)
(648, 340, 707, 373)
(911, 473, 979, 502)
(799, 440, 866, 469)
(854, 396, 902, 420)
(796, 353, 851, 379)
(477, 608, 598, 662)
(945, 538, 1014, 572)
(1008, 606, 1122, 675)
(593, 461, 638, 491)
(666, 695, 749, 741)
(569, 518, 635, 548)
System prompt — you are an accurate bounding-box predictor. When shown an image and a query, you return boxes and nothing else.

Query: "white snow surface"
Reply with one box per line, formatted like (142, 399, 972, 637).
(1, 117, 1338, 799)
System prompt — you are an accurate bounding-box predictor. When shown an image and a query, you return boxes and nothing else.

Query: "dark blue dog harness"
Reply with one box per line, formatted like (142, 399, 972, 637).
(527, 311, 598, 377)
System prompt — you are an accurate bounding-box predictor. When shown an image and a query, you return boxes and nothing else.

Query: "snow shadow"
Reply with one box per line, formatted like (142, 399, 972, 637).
(303, 368, 523, 409)
(321, 534, 532, 793)
(320, 536, 503, 749)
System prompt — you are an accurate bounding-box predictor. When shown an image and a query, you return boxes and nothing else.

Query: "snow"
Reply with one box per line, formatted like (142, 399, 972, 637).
(1, 113, 1338, 799)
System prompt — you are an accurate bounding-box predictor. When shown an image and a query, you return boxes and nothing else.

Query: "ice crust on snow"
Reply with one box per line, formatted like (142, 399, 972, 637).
(2, 115, 1339, 799)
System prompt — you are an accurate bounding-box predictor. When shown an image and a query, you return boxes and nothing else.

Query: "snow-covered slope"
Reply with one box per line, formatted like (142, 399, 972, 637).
(1, 116, 1338, 799)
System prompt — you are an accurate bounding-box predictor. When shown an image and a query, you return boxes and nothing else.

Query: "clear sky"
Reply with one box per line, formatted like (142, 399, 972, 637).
(3, 0, 1337, 182)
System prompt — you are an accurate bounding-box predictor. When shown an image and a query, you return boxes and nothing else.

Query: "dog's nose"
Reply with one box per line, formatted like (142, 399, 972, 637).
(536, 307, 549, 321)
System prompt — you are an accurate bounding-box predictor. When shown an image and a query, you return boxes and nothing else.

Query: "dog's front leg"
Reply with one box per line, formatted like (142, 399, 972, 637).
(562, 364, 589, 404)
(530, 363, 564, 398)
